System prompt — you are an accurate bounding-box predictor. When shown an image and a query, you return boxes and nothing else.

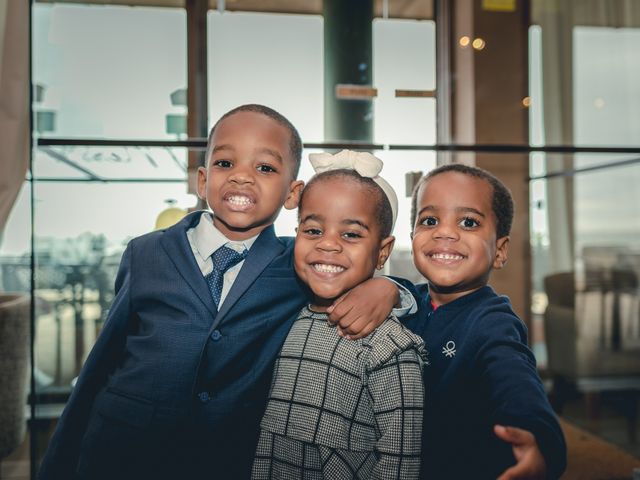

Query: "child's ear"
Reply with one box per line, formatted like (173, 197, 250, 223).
(196, 166, 207, 201)
(284, 180, 305, 210)
(493, 236, 510, 270)
(376, 236, 396, 270)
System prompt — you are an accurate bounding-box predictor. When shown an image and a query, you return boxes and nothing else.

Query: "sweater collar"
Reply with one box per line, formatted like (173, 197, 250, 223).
(428, 285, 495, 312)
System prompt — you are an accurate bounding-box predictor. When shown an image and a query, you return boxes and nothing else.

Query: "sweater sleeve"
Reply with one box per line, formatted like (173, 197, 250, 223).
(474, 309, 567, 479)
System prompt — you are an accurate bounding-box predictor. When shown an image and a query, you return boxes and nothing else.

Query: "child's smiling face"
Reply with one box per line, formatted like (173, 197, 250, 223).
(294, 176, 394, 310)
(411, 171, 509, 305)
(197, 111, 303, 240)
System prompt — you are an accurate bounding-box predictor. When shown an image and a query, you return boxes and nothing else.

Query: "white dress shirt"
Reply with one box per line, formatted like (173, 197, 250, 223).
(186, 212, 257, 307)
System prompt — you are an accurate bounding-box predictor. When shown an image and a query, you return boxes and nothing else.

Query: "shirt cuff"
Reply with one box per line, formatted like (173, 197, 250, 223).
(383, 277, 418, 317)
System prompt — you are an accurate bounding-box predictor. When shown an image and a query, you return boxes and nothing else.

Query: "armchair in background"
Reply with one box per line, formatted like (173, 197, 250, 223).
(0, 294, 30, 465)
(543, 271, 640, 442)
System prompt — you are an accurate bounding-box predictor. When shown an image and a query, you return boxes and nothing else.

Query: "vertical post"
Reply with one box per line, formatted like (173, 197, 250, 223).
(323, 0, 374, 143)
(186, 0, 208, 201)
(435, 0, 452, 165)
(446, 0, 532, 327)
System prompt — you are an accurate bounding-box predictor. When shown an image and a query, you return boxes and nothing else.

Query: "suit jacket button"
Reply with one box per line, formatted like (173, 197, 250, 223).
(198, 391, 210, 403)
(211, 329, 222, 341)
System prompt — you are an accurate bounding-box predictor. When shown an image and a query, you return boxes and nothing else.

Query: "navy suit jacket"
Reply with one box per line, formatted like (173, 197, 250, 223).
(39, 212, 308, 480)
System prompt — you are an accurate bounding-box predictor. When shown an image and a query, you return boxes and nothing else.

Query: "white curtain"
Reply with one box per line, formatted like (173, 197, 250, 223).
(532, 0, 640, 273)
(0, 0, 30, 240)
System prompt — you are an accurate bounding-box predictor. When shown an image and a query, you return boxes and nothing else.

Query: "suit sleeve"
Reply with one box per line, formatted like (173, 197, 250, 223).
(476, 312, 567, 479)
(367, 347, 424, 480)
(38, 244, 135, 480)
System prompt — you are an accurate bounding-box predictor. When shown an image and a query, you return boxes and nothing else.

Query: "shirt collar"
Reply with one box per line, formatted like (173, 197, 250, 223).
(193, 212, 258, 259)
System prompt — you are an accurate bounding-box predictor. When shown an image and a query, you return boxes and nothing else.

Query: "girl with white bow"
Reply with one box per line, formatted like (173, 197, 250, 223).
(251, 151, 426, 479)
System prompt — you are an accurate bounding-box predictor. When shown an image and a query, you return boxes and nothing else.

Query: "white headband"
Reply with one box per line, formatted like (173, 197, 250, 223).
(308, 149, 398, 231)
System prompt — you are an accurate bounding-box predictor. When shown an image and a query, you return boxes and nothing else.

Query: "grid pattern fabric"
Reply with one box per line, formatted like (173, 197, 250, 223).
(251, 307, 426, 479)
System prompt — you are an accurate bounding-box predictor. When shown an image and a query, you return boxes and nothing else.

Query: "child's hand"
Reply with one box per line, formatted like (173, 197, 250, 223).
(327, 277, 398, 339)
(494, 425, 547, 480)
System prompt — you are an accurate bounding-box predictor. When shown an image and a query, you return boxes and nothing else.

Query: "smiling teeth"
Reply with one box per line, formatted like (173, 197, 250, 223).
(313, 264, 345, 273)
(227, 195, 253, 206)
(431, 253, 464, 260)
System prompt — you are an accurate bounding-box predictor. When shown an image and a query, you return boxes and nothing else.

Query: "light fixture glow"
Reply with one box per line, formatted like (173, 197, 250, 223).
(472, 38, 486, 50)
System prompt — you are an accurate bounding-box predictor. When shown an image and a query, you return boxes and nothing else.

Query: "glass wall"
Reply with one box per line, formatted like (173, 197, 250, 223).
(529, 1, 640, 455)
(17, 0, 640, 474)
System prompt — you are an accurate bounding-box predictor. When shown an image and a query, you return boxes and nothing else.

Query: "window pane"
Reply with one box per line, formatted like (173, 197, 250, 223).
(373, 19, 436, 145)
(574, 27, 640, 146)
(33, 4, 187, 139)
(207, 11, 323, 143)
(34, 145, 188, 181)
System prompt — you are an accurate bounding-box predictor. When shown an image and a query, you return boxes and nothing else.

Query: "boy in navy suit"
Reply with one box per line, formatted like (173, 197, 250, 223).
(403, 164, 566, 479)
(39, 104, 409, 480)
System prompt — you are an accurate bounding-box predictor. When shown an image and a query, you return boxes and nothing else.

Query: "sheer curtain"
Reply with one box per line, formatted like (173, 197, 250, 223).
(532, 0, 640, 272)
(0, 0, 29, 241)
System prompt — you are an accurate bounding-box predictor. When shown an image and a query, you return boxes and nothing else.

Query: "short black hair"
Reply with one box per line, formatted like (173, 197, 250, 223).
(299, 169, 394, 239)
(205, 104, 303, 178)
(410, 163, 514, 238)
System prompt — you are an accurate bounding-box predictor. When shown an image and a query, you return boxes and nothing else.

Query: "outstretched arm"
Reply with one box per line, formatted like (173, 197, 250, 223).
(494, 425, 547, 480)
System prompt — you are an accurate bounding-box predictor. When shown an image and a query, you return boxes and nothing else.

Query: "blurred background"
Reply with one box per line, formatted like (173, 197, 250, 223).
(1, 0, 639, 478)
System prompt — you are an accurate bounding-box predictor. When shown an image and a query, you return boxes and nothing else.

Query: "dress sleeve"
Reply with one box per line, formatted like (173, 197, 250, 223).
(367, 344, 425, 479)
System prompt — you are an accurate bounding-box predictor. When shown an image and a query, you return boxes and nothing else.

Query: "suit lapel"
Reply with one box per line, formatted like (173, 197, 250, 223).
(160, 211, 218, 318)
(211, 225, 284, 330)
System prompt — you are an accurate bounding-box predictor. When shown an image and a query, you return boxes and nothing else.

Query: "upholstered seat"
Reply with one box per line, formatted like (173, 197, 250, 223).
(543, 272, 640, 441)
(0, 294, 30, 460)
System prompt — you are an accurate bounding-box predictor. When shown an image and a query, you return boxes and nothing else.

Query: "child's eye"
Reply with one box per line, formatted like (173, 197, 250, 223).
(420, 216, 438, 227)
(303, 228, 322, 236)
(212, 159, 232, 168)
(342, 231, 362, 240)
(257, 164, 277, 173)
(459, 217, 480, 228)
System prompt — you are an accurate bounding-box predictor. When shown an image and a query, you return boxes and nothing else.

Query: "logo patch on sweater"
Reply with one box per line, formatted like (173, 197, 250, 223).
(442, 340, 456, 358)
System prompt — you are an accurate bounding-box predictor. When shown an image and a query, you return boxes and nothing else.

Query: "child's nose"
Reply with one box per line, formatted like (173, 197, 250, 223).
(317, 234, 342, 252)
(433, 222, 459, 241)
(229, 164, 254, 184)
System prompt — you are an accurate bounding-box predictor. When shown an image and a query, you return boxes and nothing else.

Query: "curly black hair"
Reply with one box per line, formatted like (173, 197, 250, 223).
(410, 163, 514, 238)
(205, 104, 303, 178)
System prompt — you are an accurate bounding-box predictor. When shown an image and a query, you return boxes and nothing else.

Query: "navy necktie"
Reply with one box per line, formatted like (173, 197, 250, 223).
(205, 245, 247, 309)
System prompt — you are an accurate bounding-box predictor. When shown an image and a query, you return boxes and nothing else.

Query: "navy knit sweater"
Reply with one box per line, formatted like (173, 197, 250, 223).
(402, 284, 567, 480)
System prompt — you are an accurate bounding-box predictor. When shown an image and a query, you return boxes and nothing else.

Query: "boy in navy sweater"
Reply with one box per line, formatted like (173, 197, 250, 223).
(403, 164, 566, 479)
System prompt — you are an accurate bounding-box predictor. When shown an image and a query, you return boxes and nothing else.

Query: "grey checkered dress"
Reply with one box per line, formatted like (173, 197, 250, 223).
(251, 306, 426, 479)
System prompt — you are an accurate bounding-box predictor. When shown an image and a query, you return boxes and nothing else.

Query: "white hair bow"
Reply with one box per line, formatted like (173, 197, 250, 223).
(309, 150, 382, 178)
(307, 149, 398, 231)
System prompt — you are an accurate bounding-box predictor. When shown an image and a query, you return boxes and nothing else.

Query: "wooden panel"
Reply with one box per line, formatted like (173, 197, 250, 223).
(35, 0, 434, 19)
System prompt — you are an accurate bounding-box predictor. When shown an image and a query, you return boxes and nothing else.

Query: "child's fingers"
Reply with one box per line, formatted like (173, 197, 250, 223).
(345, 319, 376, 339)
(496, 453, 546, 480)
(494, 425, 535, 446)
(327, 294, 354, 326)
(495, 464, 523, 480)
